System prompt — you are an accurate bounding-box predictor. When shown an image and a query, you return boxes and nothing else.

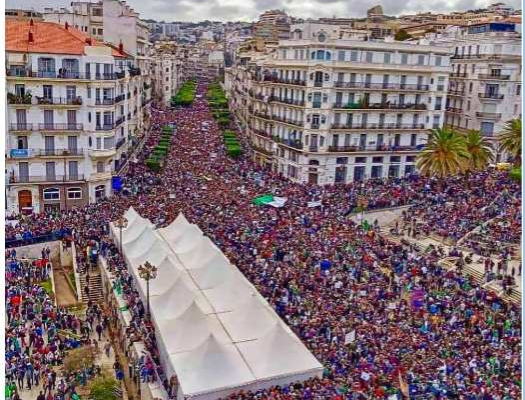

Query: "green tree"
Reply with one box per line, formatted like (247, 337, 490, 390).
(394, 29, 412, 41)
(63, 346, 98, 374)
(89, 375, 120, 400)
(464, 130, 494, 171)
(498, 118, 522, 165)
(416, 128, 471, 178)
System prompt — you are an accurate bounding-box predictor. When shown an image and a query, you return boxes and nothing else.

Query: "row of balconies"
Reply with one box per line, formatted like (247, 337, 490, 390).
(7, 69, 127, 81)
(330, 123, 426, 130)
(8, 148, 84, 158)
(332, 102, 427, 111)
(10, 123, 83, 131)
(451, 72, 511, 80)
(7, 95, 83, 106)
(8, 174, 85, 183)
(257, 78, 433, 91)
(447, 91, 505, 100)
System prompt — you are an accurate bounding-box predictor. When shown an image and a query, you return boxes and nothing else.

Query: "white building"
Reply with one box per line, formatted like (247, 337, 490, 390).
(151, 43, 184, 106)
(225, 23, 451, 184)
(439, 23, 522, 146)
(5, 20, 150, 214)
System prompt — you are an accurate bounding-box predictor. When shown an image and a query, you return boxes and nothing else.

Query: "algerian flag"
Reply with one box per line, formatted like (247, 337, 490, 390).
(253, 194, 287, 208)
(362, 220, 371, 231)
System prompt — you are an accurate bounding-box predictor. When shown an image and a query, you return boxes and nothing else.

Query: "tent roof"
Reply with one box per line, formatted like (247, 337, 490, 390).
(169, 335, 255, 396)
(176, 236, 222, 269)
(188, 252, 235, 289)
(237, 323, 323, 380)
(202, 272, 257, 313)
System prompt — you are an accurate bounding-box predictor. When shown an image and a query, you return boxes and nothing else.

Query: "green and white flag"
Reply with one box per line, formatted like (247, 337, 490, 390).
(253, 194, 287, 208)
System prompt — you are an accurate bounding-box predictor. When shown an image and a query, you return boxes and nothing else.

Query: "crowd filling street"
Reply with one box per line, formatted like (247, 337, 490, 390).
(6, 81, 522, 400)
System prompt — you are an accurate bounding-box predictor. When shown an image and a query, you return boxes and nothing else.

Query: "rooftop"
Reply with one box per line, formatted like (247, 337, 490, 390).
(6, 19, 127, 57)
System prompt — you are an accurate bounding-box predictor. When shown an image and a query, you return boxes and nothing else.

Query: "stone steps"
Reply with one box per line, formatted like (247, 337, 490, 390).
(79, 273, 104, 304)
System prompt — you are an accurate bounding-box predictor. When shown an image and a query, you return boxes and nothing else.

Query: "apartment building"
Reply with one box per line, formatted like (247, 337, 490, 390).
(5, 20, 149, 214)
(151, 42, 184, 106)
(225, 23, 451, 185)
(440, 23, 522, 144)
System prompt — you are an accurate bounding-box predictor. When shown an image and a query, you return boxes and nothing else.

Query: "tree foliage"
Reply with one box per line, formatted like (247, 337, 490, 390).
(394, 29, 412, 41)
(63, 346, 98, 373)
(498, 118, 522, 165)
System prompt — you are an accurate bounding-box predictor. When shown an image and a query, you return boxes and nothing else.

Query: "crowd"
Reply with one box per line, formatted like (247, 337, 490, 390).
(6, 80, 521, 400)
(5, 250, 111, 400)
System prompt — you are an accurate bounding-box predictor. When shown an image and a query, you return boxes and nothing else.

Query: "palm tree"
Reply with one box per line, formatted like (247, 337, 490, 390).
(464, 130, 494, 171)
(498, 118, 522, 165)
(416, 127, 471, 178)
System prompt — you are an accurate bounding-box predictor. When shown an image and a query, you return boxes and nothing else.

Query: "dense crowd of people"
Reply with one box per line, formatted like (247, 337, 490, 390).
(6, 80, 521, 400)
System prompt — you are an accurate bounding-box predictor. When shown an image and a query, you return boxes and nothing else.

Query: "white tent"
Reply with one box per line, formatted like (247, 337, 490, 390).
(187, 252, 235, 289)
(162, 224, 205, 254)
(121, 219, 155, 246)
(155, 302, 230, 354)
(236, 323, 323, 384)
(168, 335, 256, 400)
(176, 237, 222, 269)
(122, 227, 160, 261)
(218, 296, 280, 342)
(158, 215, 202, 248)
(202, 273, 257, 313)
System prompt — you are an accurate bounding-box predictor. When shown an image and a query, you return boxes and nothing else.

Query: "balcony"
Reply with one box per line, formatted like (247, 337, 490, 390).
(37, 149, 84, 157)
(261, 76, 306, 86)
(252, 129, 272, 138)
(478, 74, 510, 80)
(38, 123, 83, 131)
(115, 116, 125, 126)
(327, 145, 419, 153)
(7, 93, 32, 105)
(89, 148, 116, 158)
(115, 94, 126, 103)
(446, 107, 463, 114)
(476, 112, 502, 120)
(268, 96, 305, 106)
(95, 98, 115, 105)
(252, 145, 273, 156)
(447, 89, 464, 96)
(273, 137, 304, 150)
(332, 102, 427, 111)
(478, 93, 504, 100)
(10, 123, 33, 131)
(7, 69, 89, 80)
(94, 73, 119, 81)
(333, 81, 429, 91)
(330, 123, 426, 130)
(8, 174, 85, 184)
(116, 137, 126, 150)
(96, 123, 116, 131)
(36, 97, 83, 106)
(310, 123, 320, 129)
(129, 67, 141, 77)
(313, 81, 323, 88)
(115, 71, 126, 79)
(450, 72, 467, 78)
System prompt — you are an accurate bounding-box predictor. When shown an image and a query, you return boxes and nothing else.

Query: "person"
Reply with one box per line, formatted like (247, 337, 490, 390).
(37, 391, 45, 400)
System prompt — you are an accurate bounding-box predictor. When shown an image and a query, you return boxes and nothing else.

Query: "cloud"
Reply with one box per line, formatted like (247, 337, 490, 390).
(7, 0, 522, 22)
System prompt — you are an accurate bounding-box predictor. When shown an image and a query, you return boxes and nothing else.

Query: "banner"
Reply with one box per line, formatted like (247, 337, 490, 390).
(307, 200, 322, 208)
(253, 194, 287, 208)
(344, 330, 355, 344)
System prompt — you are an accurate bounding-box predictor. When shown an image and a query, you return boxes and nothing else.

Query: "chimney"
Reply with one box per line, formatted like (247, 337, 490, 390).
(28, 31, 34, 43)
(65, 21, 69, 30)
(85, 37, 92, 45)
(119, 41, 124, 54)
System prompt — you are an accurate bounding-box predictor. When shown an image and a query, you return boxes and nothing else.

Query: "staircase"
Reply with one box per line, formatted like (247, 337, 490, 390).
(79, 272, 104, 304)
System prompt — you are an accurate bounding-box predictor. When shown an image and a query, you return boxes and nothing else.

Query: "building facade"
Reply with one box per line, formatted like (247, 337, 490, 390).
(151, 42, 184, 106)
(441, 23, 522, 145)
(5, 20, 151, 214)
(225, 23, 451, 185)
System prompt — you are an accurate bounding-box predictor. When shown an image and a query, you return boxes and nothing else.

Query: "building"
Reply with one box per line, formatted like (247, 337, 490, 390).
(253, 10, 291, 43)
(6, 9, 43, 20)
(225, 23, 451, 185)
(151, 41, 184, 106)
(350, 5, 400, 38)
(5, 20, 151, 214)
(440, 23, 522, 147)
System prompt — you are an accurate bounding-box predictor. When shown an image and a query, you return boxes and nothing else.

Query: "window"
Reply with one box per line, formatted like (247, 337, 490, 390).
(400, 53, 408, 64)
(104, 136, 115, 149)
(68, 161, 78, 179)
(97, 161, 104, 173)
(43, 188, 60, 201)
(92, 7, 102, 16)
(434, 97, 442, 111)
(95, 185, 106, 199)
(480, 122, 494, 137)
(390, 156, 401, 163)
(383, 52, 391, 64)
(355, 157, 367, 163)
(365, 52, 373, 63)
(336, 157, 348, 164)
(469, 82, 473, 93)
(15, 84, 25, 97)
(435, 56, 442, 66)
(350, 51, 358, 62)
(92, 28, 97, 35)
(67, 187, 82, 199)
(372, 156, 383, 163)
(338, 51, 345, 61)
(97, 28, 103, 35)
(417, 55, 425, 65)
(406, 156, 416, 163)
(516, 85, 521, 95)
(432, 115, 440, 128)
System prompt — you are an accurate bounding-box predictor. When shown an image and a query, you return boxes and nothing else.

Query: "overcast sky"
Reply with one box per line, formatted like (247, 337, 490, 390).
(7, 0, 521, 22)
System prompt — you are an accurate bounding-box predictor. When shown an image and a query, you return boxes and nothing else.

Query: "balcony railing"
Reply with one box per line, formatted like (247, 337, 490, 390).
(7, 69, 121, 80)
(252, 145, 273, 156)
(95, 98, 115, 105)
(116, 137, 126, 150)
(268, 96, 305, 106)
(36, 96, 83, 106)
(261, 76, 306, 86)
(7, 93, 32, 104)
(9, 174, 85, 183)
(447, 89, 464, 96)
(129, 67, 141, 77)
(476, 112, 502, 119)
(478, 93, 504, 100)
(313, 81, 323, 87)
(332, 102, 427, 111)
(331, 123, 426, 130)
(10, 123, 33, 131)
(38, 123, 83, 131)
(115, 116, 125, 126)
(333, 81, 430, 90)
(115, 94, 126, 103)
(446, 107, 463, 114)
(478, 74, 510, 80)
(38, 149, 84, 157)
(96, 123, 116, 130)
(327, 145, 419, 152)
(450, 72, 468, 78)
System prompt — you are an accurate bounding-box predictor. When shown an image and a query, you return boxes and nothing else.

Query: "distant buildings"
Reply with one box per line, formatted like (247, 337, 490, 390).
(225, 23, 451, 184)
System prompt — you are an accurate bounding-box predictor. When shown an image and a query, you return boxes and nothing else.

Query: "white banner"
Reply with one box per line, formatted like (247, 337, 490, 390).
(307, 200, 322, 208)
(344, 330, 355, 344)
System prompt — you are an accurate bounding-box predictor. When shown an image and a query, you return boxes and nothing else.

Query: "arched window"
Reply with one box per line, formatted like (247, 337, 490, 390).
(309, 159, 320, 165)
(95, 185, 106, 199)
(325, 51, 332, 60)
(67, 187, 82, 199)
(316, 50, 325, 60)
(43, 188, 60, 201)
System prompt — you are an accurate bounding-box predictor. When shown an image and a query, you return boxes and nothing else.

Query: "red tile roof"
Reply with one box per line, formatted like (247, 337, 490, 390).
(6, 20, 128, 57)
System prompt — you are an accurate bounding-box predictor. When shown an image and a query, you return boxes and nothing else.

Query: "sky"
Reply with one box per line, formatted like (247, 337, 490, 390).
(7, 0, 521, 22)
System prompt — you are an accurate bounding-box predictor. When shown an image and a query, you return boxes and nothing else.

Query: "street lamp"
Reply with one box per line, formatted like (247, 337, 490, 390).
(114, 216, 128, 254)
(138, 261, 157, 319)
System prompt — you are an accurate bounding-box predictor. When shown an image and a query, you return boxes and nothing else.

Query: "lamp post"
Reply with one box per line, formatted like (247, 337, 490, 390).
(114, 216, 128, 254)
(138, 261, 157, 319)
